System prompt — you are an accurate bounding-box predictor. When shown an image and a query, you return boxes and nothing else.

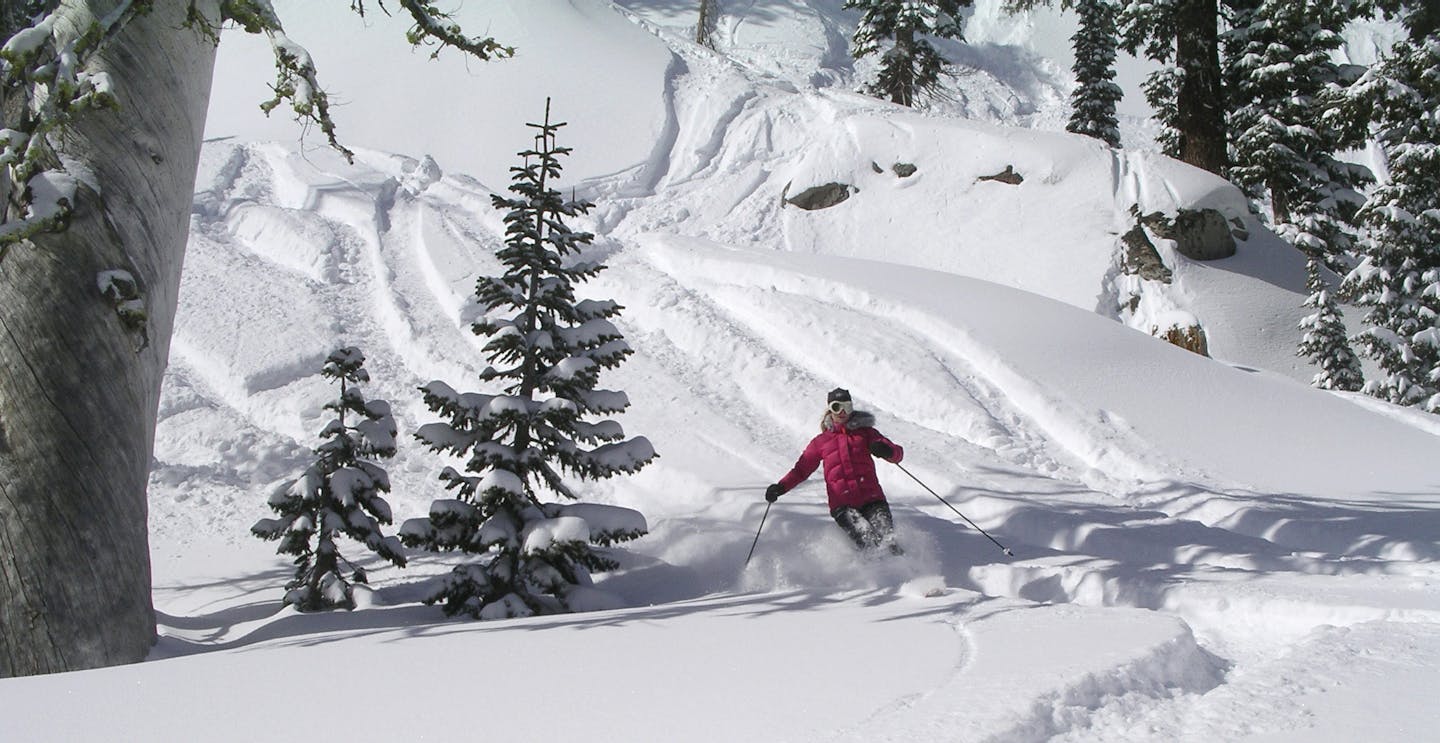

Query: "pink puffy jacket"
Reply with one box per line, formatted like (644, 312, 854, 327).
(777, 411, 903, 510)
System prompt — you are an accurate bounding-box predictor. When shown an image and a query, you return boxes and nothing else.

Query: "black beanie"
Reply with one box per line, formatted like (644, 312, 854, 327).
(827, 387, 852, 403)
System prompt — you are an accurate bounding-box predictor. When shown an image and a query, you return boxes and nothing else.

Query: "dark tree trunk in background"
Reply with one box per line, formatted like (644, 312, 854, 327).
(892, 26, 916, 106)
(1175, 0, 1227, 174)
(697, 0, 716, 47)
(0, 0, 219, 677)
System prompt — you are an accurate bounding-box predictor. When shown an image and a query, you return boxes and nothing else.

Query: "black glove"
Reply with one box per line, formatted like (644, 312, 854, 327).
(868, 441, 894, 459)
(765, 484, 784, 503)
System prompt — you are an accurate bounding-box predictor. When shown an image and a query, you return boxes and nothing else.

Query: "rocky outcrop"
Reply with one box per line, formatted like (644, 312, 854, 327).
(1171, 208, 1236, 261)
(1121, 223, 1172, 283)
(978, 165, 1023, 185)
(784, 182, 855, 210)
(1141, 208, 1236, 261)
(1154, 323, 1209, 357)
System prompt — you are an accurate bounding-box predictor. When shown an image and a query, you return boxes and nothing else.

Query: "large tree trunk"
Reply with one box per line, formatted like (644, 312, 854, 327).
(0, 0, 218, 677)
(1175, 0, 1227, 174)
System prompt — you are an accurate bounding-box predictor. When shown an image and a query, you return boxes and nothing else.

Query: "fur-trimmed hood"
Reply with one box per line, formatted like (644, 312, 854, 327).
(821, 409, 877, 432)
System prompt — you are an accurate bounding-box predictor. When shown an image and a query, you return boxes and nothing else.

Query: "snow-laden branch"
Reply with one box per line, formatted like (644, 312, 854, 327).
(353, 0, 513, 60)
(0, 1, 150, 254)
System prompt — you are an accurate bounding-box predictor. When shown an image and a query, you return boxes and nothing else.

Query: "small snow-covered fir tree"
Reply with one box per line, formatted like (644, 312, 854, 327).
(401, 100, 655, 619)
(253, 347, 406, 611)
(1064, 0, 1123, 147)
(846, 0, 970, 107)
(1298, 255, 1364, 390)
(1342, 15, 1440, 412)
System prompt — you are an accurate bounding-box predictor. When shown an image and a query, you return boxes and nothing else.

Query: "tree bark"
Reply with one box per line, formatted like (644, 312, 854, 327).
(696, 0, 715, 48)
(1269, 179, 1291, 226)
(893, 26, 915, 107)
(1174, 0, 1227, 174)
(0, 0, 219, 677)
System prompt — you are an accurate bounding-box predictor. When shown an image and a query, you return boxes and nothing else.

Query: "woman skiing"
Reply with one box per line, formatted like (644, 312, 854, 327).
(766, 388, 905, 554)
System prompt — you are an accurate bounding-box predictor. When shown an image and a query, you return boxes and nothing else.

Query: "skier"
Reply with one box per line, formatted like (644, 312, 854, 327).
(765, 388, 906, 554)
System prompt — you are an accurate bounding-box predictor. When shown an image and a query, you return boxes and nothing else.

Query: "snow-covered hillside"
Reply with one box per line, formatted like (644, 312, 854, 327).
(4, 1, 1439, 741)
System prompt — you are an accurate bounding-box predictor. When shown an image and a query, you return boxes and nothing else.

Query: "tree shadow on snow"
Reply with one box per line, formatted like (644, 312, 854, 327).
(902, 476, 1440, 621)
(148, 474, 1440, 662)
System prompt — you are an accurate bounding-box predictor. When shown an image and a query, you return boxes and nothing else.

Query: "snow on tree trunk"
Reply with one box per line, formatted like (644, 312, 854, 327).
(0, 0, 219, 677)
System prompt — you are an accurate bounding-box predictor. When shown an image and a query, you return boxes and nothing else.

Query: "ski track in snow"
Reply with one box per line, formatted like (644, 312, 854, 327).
(86, 2, 1440, 741)
(154, 134, 1440, 740)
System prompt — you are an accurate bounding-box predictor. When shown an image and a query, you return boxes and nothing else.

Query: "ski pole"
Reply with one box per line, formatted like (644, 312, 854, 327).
(743, 501, 773, 567)
(894, 462, 1014, 557)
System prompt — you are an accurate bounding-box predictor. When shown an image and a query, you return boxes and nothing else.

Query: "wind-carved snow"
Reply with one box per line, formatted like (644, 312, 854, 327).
(6, 2, 1429, 741)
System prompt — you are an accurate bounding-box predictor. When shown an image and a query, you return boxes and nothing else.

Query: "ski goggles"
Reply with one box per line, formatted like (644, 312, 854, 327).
(828, 400, 853, 415)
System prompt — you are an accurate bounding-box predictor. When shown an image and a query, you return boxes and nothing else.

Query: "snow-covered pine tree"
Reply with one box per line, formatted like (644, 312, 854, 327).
(1342, 8, 1440, 412)
(1226, 0, 1370, 388)
(253, 347, 406, 611)
(846, 0, 970, 107)
(1227, 0, 1367, 228)
(1064, 0, 1123, 147)
(401, 100, 655, 619)
(1298, 255, 1364, 390)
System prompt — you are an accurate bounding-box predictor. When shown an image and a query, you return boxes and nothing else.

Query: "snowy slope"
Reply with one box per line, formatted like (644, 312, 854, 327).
(5, 2, 1440, 741)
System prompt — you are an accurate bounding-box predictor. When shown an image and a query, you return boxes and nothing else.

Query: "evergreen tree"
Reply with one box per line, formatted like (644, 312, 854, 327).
(401, 101, 656, 619)
(1226, 0, 1370, 387)
(846, 0, 971, 107)
(1298, 256, 1364, 390)
(253, 347, 407, 611)
(1227, 0, 1368, 228)
(1342, 10, 1440, 412)
(1064, 0, 1124, 147)
(1119, 0, 1228, 172)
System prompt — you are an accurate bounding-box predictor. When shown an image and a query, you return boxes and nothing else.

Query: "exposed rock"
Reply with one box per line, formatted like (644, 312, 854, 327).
(1139, 210, 1174, 239)
(978, 165, 1024, 185)
(1121, 224, 1172, 283)
(1172, 208, 1237, 260)
(1230, 216, 1250, 241)
(871, 161, 884, 173)
(1132, 206, 1238, 261)
(785, 182, 855, 210)
(893, 162, 917, 177)
(1154, 323, 1210, 357)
